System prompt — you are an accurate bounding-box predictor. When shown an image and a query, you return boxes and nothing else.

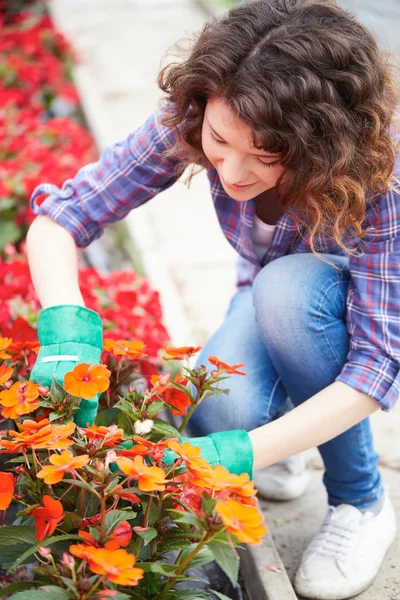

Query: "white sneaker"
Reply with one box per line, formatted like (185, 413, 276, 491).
(294, 493, 397, 599)
(254, 452, 309, 501)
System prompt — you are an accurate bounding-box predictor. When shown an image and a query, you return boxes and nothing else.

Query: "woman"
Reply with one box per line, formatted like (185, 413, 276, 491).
(27, 1, 399, 598)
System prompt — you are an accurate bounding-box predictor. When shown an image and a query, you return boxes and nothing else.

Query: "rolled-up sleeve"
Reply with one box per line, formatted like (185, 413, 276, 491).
(30, 109, 182, 248)
(336, 182, 400, 410)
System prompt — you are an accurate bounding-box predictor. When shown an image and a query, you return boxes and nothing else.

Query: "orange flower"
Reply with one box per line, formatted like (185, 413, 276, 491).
(150, 373, 171, 397)
(37, 450, 90, 484)
(104, 339, 146, 360)
(113, 485, 140, 505)
(208, 356, 246, 376)
(1, 421, 76, 454)
(32, 495, 64, 541)
(164, 374, 192, 416)
(8, 341, 40, 360)
(69, 543, 97, 561)
(105, 521, 133, 550)
(216, 499, 267, 544)
(165, 439, 210, 472)
(82, 424, 124, 447)
(64, 363, 111, 399)
(0, 364, 13, 386)
(118, 436, 168, 462)
(40, 421, 76, 450)
(190, 464, 256, 498)
(116, 455, 167, 492)
(0, 380, 40, 419)
(162, 346, 202, 361)
(0, 338, 12, 360)
(0, 472, 15, 510)
(69, 546, 143, 586)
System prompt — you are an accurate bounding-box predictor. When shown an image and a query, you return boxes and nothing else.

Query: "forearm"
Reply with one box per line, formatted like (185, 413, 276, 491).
(26, 216, 85, 308)
(249, 381, 380, 471)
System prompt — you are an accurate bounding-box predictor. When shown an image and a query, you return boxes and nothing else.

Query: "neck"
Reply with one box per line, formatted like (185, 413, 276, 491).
(255, 188, 282, 225)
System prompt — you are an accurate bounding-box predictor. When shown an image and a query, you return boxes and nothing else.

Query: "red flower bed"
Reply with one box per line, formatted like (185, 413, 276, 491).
(0, 8, 98, 248)
(0, 251, 170, 378)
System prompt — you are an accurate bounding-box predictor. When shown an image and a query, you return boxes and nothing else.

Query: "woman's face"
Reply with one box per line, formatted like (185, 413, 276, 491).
(202, 97, 285, 201)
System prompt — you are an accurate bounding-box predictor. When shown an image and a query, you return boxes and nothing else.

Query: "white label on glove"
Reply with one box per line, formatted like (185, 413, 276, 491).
(42, 355, 79, 363)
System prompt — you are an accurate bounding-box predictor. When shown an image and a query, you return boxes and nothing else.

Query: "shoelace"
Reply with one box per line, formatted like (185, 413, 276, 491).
(307, 508, 360, 562)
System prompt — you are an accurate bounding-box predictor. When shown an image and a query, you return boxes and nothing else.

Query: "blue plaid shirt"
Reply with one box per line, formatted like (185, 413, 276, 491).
(31, 110, 400, 411)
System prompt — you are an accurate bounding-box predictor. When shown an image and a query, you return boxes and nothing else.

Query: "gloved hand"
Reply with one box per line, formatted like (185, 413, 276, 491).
(165, 430, 254, 478)
(30, 305, 103, 427)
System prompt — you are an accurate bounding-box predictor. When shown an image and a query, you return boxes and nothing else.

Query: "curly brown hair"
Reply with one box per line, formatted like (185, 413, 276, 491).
(158, 0, 400, 255)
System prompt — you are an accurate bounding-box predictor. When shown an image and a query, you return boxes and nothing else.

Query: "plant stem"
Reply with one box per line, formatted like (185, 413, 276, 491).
(83, 574, 105, 599)
(178, 402, 197, 434)
(99, 494, 106, 541)
(156, 532, 208, 600)
(79, 489, 86, 519)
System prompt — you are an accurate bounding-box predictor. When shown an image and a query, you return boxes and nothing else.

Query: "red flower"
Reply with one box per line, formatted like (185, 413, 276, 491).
(164, 374, 192, 416)
(0, 472, 15, 510)
(31, 496, 64, 541)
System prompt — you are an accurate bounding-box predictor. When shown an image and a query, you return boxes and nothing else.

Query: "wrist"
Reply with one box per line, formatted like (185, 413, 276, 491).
(207, 430, 253, 478)
(38, 305, 103, 348)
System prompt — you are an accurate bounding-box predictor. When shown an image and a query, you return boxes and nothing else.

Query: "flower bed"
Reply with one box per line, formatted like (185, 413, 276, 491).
(0, 343, 266, 599)
(0, 5, 97, 250)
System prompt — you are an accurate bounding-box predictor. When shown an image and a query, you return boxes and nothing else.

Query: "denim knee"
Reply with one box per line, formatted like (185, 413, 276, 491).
(252, 253, 349, 338)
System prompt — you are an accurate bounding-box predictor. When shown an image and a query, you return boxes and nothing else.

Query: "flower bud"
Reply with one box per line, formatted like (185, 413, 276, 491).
(3, 380, 13, 389)
(105, 450, 117, 469)
(37, 385, 49, 396)
(95, 460, 105, 473)
(14, 492, 24, 501)
(38, 546, 52, 558)
(61, 552, 75, 569)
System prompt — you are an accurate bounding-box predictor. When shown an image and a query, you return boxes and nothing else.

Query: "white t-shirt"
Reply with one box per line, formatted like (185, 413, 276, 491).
(251, 215, 276, 260)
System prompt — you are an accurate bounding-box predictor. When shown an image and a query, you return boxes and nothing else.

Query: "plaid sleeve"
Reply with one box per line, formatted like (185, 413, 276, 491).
(336, 178, 400, 410)
(30, 109, 181, 248)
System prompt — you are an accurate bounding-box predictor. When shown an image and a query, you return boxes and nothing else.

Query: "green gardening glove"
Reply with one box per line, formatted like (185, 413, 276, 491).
(30, 305, 103, 427)
(165, 430, 254, 478)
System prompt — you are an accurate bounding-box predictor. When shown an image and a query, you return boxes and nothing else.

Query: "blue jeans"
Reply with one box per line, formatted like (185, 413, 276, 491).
(189, 253, 383, 509)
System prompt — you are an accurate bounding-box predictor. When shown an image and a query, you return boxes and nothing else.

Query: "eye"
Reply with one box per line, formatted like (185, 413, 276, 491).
(209, 131, 226, 145)
(257, 158, 282, 168)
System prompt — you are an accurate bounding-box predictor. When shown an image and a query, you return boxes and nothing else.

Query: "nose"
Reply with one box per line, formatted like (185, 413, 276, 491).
(220, 155, 250, 186)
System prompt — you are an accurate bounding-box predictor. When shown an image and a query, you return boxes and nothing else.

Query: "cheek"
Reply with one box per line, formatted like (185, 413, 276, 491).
(256, 164, 285, 187)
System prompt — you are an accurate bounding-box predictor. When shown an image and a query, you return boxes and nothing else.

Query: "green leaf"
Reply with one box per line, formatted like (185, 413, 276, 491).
(62, 478, 98, 495)
(167, 510, 206, 531)
(208, 540, 239, 587)
(95, 407, 119, 427)
(135, 562, 176, 576)
(201, 491, 216, 515)
(146, 401, 165, 417)
(179, 545, 214, 570)
(170, 590, 211, 599)
(157, 538, 194, 554)
(50, 376, 67, 402)
(0, 197, 16, 211)
(0, 582, 40, 597)
(133, 526, 157, 545)
(212, 592, 232, 600)
(10, 534, 82, 570)
(0, 543, 32, 568)
(104, 509, 136, 537)
(0, 526, 37, 547)
(152, 419, 181, 437)
(0, 221, 21, 250)
(8, 586, 72, 600)
(62, 512, 82, 533)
